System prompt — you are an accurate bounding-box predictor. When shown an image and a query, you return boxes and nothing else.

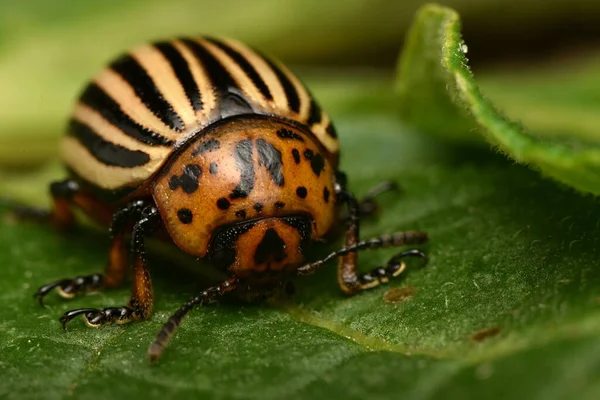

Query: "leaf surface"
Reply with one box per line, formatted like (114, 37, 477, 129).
(396, 4, 600, 195)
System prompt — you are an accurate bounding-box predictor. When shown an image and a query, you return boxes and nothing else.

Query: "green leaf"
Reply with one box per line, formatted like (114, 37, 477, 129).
(396, 4, 600, 195)
(2, 111, 600, 398)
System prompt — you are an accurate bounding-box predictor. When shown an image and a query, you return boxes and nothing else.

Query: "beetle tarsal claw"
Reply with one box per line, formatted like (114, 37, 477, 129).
(59, 306, 135, 329)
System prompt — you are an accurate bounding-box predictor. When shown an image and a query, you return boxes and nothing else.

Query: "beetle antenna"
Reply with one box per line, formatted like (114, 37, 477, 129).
(148, 277, 238, 363)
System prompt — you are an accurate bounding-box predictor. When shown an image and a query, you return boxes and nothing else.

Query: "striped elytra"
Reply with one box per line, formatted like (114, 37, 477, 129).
(63, 36, 339, 192)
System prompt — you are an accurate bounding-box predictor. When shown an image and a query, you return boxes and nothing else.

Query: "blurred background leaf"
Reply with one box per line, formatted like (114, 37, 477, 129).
(3, 0, 600, 167)
(396, 4, 600, 195)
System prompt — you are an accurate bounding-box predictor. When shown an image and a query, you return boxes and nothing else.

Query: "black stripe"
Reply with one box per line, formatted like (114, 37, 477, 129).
(325, 122, 338, 138)
(230, 139, 255, 199)
(69, 119, 150, 167)
(110, 54, 184, 131)
(180, 38, 240, 98)
(79, 83, 174, 146)
(154, 41, 203, 112)
(208, 219, 257, 270)
(307, 98, 323, 126)
(256, 138, 284, 186)
(261, 55, 301, 113)
(205, 37, 273, 101)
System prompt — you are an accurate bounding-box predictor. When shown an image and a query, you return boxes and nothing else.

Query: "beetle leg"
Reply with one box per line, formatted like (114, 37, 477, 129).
(33, 199, 148, 305)
(148, 277, 239, 363)
(297, 231, 427, 292)
(59, 205, 160, 328)
(358, 180, 400, 217)
(12, 179, 114, 229)
(300, 175, 427, 294)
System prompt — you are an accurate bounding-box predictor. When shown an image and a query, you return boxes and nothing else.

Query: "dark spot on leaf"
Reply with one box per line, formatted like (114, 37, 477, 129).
(275, 201, 285, 209)
(209, 162, 218, 175)
(253, 203, 264, 213)
(471, 327, 502, 342)
(383, 286, 416, 303)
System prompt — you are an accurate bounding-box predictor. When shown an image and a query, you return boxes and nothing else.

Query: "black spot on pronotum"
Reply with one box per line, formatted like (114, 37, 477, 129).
(323, 187, 330, 203)
(209, 162, 218, 175)
(310, 154, 325, 176)
(230, 140, 255, 199)
(177, 208, 193, 224)
(254, 228, 287, 265)
(292, 149, 301, 164)
(217, 197, 231, 210)
(256, 138, 284, 186)
(276, 129, 304, 142)
(235, 209, 247, 219)
(275, 201, 285, 209)
(296, 187, 307, 198)
(303, 149, 325, 176)
(168, 164, 202, 194)
(192, 139, 221, 156)
(253, 203, 264, 213)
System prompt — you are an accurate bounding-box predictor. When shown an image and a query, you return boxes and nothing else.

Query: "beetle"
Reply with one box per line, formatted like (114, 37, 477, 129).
(16, 36, 428, 362)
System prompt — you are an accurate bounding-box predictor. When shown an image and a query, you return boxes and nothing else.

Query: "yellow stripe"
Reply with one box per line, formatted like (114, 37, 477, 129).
(274, 61, 311, 121)
(172, 39, 217, 124)
(72, 104, 169, 157)
(61, 136, 166, 190)
(311, 113, 339, 153)
(196, 38, 269, 111)
(130, 44, 197, 134)
(220, 38, 289, 112)
(94, 68, 180, 142)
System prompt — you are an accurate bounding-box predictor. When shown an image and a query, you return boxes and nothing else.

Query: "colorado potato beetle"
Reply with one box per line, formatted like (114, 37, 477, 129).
(17, 36, 428, 362)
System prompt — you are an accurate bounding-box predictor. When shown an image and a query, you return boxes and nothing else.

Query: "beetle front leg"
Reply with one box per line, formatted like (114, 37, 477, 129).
(33, 199, 148, 305)
(297, 231, 428, 291)
(59, 205, 160, 328)
(148, 277, 239, 363)
(300, 174, 428, 294)
(357, 181, 400, 217)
